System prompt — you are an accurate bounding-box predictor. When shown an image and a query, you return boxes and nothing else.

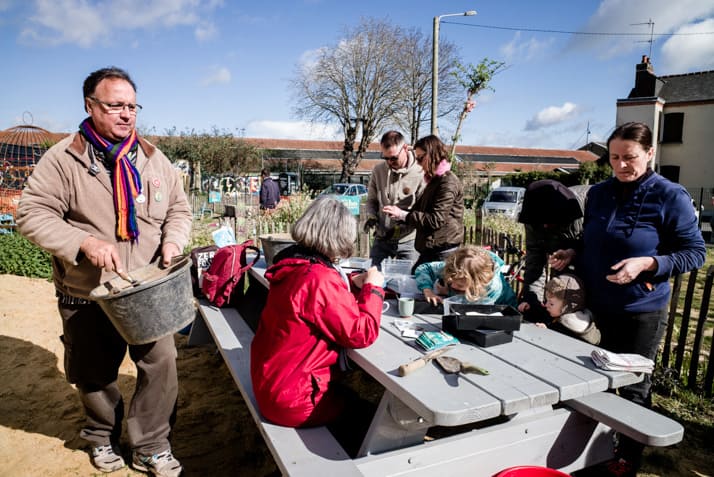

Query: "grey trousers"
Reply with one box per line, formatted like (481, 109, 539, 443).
(58, 302, 178, 455)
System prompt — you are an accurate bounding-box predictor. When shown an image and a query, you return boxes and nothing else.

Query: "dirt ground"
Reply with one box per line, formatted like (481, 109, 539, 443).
(0, 274, 277, 477)
(0, 273, 711, 477)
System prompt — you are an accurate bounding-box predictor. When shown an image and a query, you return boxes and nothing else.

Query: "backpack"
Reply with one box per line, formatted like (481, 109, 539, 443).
(201, 240, 261, 307)
(189, 244, 219, 296)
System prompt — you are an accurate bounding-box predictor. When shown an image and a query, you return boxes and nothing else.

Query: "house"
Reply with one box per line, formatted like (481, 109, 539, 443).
(616, 56, 714, 198)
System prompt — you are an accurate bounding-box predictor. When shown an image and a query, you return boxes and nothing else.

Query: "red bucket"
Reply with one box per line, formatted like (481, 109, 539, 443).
(494, 466, 570, 477)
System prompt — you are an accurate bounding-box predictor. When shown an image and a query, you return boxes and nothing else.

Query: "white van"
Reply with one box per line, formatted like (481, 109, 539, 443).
(481, 186, 526, 220)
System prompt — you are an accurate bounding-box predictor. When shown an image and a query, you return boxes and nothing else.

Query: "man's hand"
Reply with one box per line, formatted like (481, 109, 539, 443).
(363, 216, 378, 234)
(548, 248, 575, 271)
(80, 236, 124, 273)
(161, 242, 182, 267)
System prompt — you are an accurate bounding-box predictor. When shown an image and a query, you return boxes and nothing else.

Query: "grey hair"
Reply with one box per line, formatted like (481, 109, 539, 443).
(291, 197, 356, 260)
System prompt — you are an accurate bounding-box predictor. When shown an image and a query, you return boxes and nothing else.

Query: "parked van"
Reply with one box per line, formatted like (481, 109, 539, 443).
(481, 186, 526, 220)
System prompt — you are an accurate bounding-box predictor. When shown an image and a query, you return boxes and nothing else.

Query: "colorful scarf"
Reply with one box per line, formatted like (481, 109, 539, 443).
(79, 118, 141, 242)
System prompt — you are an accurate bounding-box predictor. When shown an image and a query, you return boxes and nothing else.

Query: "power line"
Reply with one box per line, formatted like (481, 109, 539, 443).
(442, 20, 714, 37)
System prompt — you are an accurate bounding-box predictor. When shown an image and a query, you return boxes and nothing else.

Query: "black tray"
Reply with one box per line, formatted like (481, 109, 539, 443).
(442, 304, 522, 332)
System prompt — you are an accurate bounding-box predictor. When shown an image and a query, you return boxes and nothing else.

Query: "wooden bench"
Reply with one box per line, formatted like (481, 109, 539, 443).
(189, 299, 362, 477)
(564, 392, 684, 447)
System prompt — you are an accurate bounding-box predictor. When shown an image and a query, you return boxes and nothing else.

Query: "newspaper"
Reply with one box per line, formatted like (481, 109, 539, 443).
(591, 349, 654, 373)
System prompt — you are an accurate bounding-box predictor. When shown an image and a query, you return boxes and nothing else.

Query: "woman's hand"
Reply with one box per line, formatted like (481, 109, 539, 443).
(548, 248, 575, 271)
(423, 288, 442, 305)
(362, 266, 384, 287)
(382, 205, 407, 221)
(606, 256, 657, 285)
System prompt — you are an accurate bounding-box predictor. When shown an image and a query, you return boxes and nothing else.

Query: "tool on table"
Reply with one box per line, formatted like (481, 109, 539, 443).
(435, 356, 489, 375)
(398, 345, 455, 376)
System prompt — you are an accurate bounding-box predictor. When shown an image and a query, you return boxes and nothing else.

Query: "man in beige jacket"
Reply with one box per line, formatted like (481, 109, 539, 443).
(364, 131, 424, 269)
(17, 67, 191, 477)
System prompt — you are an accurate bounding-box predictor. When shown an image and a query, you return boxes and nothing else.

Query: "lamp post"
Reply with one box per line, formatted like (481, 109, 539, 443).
(431, 10, 476, 136)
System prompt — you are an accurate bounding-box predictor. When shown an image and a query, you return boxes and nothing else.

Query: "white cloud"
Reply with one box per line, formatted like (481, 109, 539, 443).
(20, 0, 223, 47)
(525, 102, 579, 131)
(248, 120, 341, 141)
(201, 67, 231, 86)
(570, 0, 714, 60)
(500, 32, 555, 62)
(659, 19, 714, 73)
(195, 21, 217, 42)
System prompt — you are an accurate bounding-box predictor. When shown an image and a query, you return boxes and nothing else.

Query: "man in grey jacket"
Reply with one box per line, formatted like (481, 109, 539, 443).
(364, 131, 425, 268)
(17, 67, 191, 477)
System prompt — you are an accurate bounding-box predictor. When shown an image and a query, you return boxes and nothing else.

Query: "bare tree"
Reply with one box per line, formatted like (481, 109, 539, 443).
(292, 19, 406, 181)
(394, 29, 463, 144)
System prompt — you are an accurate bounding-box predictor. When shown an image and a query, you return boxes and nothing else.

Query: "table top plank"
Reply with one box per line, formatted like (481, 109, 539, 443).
(514, 324, 644, 388)
(415, 314, 610, 401)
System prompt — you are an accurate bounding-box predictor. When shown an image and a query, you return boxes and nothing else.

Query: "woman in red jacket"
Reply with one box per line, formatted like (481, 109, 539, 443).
(251, 197, 385, 427)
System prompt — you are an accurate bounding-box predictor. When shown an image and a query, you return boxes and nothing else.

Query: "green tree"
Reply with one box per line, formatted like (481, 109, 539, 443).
(449, 59, 507, 159)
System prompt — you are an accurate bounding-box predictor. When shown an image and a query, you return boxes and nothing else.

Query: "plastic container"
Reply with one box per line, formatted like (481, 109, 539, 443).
(381, 258, 413, 277)
(259, 233, 295, 266)
(89, 256, 196, 345)
(493, 466, 570, 477)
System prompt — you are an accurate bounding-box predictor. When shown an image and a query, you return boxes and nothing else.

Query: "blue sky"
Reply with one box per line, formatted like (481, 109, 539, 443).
(2, 0, 713, 150)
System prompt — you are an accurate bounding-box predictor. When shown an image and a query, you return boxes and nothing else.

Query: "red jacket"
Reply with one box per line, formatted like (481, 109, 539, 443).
(250, 255, 383, 427)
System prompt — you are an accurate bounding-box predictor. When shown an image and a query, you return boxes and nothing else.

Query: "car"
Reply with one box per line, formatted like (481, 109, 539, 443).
(319, 183, 367, 215)
(319, 183, 368, 198)
(481, 186, 526, 220)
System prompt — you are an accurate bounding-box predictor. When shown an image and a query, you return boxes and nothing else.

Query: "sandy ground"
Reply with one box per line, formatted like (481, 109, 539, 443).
(0, 274, 277, 477)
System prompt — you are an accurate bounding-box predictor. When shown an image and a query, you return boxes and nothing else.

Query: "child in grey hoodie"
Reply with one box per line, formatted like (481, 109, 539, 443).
(537, 274, 601, 345)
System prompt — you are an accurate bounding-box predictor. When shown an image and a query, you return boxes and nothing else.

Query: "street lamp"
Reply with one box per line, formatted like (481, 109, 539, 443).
(431, 10, 477, 136)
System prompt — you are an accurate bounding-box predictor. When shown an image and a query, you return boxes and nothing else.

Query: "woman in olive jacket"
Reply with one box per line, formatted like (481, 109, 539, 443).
(384, 135, 464, 269)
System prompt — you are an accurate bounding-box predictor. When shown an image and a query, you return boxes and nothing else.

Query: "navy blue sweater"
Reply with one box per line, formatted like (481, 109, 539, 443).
(579, 172, 705, 314)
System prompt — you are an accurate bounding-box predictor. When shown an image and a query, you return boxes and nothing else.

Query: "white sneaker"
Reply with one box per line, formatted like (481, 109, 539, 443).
(132, 449, 183, 477)
(90, 444, 126, 473)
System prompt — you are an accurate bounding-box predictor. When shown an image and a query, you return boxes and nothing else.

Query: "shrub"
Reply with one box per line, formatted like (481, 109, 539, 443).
(0, 233, 52, 280)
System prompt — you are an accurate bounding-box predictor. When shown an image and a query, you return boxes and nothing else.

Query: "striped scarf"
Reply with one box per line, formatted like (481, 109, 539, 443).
(79, 118, 141, 242)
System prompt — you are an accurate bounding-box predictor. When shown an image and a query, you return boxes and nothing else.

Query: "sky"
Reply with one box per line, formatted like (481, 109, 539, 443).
(2, 0, 713, 150)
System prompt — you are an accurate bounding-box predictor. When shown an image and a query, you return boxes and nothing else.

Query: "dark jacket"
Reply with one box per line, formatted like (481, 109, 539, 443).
(520, 183, 589, 309)
(579, 172, 705, 314)
(406, 171, 464, 253)
(259, 177, 280, 209)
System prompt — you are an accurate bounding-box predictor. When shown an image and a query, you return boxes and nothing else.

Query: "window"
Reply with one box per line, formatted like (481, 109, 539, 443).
(661, 112, 684, 143)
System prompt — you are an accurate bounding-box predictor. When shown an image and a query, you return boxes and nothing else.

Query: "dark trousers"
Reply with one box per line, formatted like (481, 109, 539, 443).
(594, 307, 668, 467)
(412, 245, 460, 272)
(59, 303, 178, 455)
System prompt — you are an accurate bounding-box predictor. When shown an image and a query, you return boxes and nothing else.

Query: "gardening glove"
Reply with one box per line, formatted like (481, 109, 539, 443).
(363, 216, 378, 234)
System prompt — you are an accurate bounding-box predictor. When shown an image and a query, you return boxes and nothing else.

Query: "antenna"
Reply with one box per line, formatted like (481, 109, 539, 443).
(631, 19, 655, 59)
(586, 121, 591, 145)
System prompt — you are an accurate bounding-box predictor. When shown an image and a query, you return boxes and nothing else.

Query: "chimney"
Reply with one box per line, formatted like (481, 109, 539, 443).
(629, 55, 657, 98)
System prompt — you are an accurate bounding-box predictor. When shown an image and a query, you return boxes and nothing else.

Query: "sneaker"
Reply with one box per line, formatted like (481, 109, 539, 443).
(132, 449, 183, 477)
(605, 458, 636, 477)
(90, 444, 126, 473)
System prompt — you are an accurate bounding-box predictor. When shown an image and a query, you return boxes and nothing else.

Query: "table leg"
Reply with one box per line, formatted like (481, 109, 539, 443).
(357, 391, 431, 457)
(187, 309, 212, 345)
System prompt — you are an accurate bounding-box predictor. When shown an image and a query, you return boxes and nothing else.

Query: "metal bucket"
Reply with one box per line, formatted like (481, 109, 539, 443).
(89, 256, 195, 345)
(259, 233, 295, 266)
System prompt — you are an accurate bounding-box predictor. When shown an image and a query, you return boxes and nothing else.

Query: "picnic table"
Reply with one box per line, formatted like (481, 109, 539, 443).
(190, 258, 683, 476)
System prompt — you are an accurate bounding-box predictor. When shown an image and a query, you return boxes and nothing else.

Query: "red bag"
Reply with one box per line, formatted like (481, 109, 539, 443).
(201, 240, 261, 307)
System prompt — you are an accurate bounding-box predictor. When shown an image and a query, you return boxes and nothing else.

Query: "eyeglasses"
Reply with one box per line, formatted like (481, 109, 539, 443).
(382, 145, 405, 162)
(89, 97, 142, 115)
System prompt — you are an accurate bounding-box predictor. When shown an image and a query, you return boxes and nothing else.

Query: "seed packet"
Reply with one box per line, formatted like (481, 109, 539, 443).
(415, 330, 459, 352)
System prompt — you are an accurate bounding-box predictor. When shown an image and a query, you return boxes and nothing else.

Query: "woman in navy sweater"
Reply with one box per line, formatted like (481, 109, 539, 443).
(579, 122, 705, 475)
